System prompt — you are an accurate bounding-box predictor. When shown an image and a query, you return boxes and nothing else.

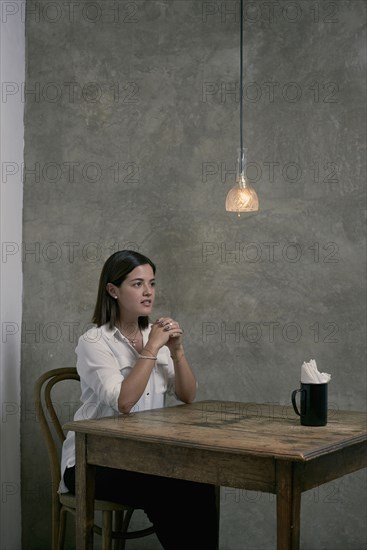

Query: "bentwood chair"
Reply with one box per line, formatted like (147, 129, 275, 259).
(34, 367, 155, 550)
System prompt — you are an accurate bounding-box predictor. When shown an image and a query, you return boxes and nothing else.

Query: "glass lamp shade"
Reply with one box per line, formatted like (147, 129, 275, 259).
(225, 173, 259, 214)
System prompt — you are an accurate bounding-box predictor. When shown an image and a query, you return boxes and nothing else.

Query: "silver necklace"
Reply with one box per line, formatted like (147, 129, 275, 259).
(119, 324, 140, 347)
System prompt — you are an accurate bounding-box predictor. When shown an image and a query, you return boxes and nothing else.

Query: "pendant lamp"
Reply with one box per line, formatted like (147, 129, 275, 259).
(225, 0, 259, 216)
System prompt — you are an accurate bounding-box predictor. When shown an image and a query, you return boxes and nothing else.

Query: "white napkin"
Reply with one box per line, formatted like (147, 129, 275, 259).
(301, 359, 331, 384)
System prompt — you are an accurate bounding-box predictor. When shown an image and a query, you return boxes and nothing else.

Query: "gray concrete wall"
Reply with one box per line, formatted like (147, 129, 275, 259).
(21, 1, 366, 548)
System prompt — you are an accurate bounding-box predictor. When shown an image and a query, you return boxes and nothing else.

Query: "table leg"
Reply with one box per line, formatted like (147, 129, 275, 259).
(75, 433, 95, 550)
(215, 485, 220, 550)
(276, 461, 301, 550)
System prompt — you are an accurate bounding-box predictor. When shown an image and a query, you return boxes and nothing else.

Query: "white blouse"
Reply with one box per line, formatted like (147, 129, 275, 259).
(59, 323, 175, 493)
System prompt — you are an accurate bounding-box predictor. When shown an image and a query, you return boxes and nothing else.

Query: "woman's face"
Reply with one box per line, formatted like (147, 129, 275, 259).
(112, 264, 155, 319)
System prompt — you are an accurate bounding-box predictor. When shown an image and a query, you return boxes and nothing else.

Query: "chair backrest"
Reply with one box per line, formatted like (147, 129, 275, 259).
(34, 367, 80, 491)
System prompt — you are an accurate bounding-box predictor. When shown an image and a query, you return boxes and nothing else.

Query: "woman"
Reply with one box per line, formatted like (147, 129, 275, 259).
(60, 250, 218, 549)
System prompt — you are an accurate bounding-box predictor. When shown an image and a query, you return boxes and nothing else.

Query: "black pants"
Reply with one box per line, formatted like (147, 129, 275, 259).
(64, 466, 218, 550)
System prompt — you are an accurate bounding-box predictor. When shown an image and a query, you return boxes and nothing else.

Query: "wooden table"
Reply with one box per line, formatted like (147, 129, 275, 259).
(65, 400, 367, 549)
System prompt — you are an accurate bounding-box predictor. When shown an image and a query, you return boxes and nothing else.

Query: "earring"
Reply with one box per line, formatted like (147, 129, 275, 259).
(114, 296, 118, 299)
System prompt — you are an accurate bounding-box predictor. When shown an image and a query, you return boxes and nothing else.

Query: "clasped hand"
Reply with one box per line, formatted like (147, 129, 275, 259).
(147, 317, 184, 354)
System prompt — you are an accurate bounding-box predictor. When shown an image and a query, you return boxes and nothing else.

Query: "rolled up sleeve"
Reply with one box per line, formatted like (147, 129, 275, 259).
(76, 329, 125, 412)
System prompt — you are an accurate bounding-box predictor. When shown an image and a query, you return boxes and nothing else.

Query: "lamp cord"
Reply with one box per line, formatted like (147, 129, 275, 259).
(239, 0, 244, 174)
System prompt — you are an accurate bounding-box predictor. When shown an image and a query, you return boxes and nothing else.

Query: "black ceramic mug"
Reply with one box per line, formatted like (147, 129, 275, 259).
(291, 383, 328, 426)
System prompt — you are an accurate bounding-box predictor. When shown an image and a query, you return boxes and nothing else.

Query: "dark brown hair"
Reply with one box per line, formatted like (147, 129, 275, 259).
(92, 250, 156, 330)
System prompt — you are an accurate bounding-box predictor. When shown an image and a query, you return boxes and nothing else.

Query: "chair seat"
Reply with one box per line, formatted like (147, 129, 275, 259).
(60, 491, 128, 512)
(59, 491, 155, 542)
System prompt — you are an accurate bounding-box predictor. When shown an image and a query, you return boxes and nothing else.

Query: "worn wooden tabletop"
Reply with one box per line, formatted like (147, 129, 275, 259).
(65, 400, 367, 461)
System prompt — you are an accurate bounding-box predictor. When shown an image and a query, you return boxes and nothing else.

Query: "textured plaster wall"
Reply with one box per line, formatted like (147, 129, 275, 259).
(21, 1, 366, 549)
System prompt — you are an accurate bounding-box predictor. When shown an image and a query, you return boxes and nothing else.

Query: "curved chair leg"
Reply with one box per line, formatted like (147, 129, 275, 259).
(52, 500, 61, 550)
(121, 507, 134, 534)
(119, 508, 135, 550)
(113, 511, 124, 550)
(102, 510, 113, 550)
(57, 508, 68, 550)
